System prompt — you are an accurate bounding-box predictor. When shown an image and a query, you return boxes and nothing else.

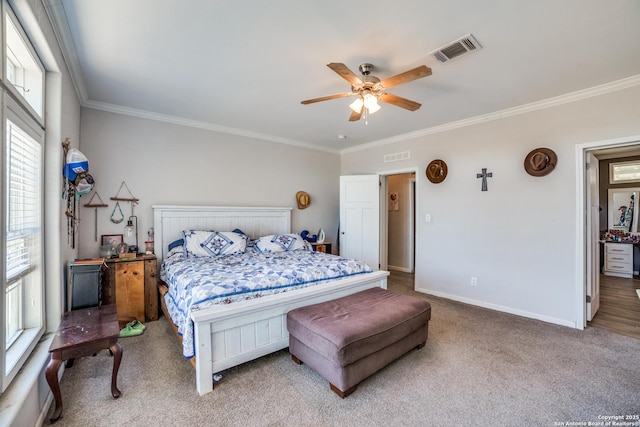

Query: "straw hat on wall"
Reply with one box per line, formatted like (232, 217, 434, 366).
(296, 191, 311, 209)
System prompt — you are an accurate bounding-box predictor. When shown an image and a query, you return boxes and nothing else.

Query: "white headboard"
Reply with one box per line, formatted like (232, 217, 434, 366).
(152, 205, 292, 262)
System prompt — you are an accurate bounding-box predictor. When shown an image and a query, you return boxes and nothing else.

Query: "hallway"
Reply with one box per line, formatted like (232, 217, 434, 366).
(588, 274, 640, 340)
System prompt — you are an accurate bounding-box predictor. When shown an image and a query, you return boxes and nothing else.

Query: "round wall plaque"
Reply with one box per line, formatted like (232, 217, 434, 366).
(426, 159, 448, 183)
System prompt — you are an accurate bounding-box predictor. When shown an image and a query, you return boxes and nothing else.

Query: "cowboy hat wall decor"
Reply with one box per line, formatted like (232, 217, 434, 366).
(524, 148, 557, 177)
(426, 159, 448, 184)
(296, 191, 311, 209)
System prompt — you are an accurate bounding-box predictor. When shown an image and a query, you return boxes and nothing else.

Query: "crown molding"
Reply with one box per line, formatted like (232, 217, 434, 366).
(43, 0, 88, 104)
(341, 74, 640, 155)
(79, 73, 640, 156)
(83, 100, 338, 154)
(83, 74, 640, 157)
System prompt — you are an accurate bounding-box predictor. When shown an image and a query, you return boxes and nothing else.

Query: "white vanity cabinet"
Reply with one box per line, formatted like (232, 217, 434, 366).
(604, 242, 633, 278)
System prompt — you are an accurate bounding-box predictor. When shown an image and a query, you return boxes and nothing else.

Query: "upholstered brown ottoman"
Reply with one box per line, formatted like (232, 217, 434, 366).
(287, 287, 431, 398)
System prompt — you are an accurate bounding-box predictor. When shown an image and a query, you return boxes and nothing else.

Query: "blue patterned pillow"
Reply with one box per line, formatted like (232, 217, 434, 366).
(165, 245, 184, 261)
(254, 233, 309, 253)
(233, 228, 256, 248)
(182, 230, 247, 257)
(168, 238, 184, 251)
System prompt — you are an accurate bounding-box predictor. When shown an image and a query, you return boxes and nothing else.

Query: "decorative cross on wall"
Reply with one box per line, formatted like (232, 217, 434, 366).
(477, 168, 493, 191)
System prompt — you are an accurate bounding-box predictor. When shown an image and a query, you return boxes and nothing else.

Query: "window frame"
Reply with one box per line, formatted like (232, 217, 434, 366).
(0, 0, 45, 393)
(1, 93, 45, 392)
(3, 4, 44, 124)
(609, 160, 640, 185)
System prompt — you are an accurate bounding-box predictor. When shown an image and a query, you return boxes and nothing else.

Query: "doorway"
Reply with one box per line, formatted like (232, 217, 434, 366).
(578, 134, 640, 333)
(587, 147, 640, 339)
(380, 170, 417, 290)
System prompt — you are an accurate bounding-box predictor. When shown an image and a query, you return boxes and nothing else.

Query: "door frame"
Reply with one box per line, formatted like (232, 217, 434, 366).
(575, 134, 640, 328)
(378, 167, 419, 278)
(586, 152, 600, 321)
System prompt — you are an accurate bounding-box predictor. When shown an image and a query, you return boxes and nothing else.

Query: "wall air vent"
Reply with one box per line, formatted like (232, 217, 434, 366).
(431, 34, 482, 63)
(384, 151, 410, 163)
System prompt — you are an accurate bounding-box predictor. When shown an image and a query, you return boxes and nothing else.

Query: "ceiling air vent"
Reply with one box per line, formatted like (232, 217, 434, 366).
(431, 34, 482, 63)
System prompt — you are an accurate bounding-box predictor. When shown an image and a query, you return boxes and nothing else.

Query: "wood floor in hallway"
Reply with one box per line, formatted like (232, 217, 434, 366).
(588, 274, 640, 340)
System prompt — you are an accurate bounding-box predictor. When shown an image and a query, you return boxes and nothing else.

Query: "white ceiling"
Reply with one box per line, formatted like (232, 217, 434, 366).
(44, 0, 640, 153)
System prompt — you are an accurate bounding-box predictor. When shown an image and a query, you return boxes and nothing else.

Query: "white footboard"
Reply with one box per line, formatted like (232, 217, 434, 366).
(191, 270, 388, 395)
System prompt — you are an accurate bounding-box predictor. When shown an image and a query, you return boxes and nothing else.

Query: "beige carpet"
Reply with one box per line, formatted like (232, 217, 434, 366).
(45, 286, 640, 426)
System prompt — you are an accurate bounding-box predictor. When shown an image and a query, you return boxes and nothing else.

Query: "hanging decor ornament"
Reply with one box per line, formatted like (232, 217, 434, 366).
(426, 159, 448, 184)
(84, 191, 108, 241)
(111, 181, 139, 206)
(110, 180, 139, 223)
(111, 181, 140, 254)
(110, 201, 125, 224)
(524, 148, 557, 177)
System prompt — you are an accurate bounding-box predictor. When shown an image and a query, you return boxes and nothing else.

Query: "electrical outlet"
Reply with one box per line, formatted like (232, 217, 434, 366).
(470, 277, 478, 286)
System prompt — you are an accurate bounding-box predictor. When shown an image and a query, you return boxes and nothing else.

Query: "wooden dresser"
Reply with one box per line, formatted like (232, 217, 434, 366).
(603, 242, 633, 278)
(102, 254, 158, 322)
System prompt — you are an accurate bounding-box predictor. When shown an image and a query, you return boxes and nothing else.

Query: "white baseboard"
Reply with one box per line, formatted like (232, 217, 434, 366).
(387, 265, 413, 273)
(414, 286, 577, 329)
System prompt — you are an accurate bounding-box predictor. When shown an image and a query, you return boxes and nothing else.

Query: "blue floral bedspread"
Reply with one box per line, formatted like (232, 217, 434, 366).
(161, 248, 372, 358)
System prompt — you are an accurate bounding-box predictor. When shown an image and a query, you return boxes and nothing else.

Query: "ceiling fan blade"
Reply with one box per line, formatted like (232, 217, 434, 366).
(301, 92, 354, 105)
(349, 106, 363, 121)
(327, 63, 363, 86)
(379, 93, 422, 111)
(379, 65, 432, 89)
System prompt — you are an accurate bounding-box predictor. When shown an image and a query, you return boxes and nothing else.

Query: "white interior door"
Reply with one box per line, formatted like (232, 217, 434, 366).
(340, 175, 380, 270)
(586, 152, 600, 321)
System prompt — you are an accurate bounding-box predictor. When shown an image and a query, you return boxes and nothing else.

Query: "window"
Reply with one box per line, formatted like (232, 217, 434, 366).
(609, 160, 640, 184)
(4, 6, 43, 119)
(1, 1, 45, 393)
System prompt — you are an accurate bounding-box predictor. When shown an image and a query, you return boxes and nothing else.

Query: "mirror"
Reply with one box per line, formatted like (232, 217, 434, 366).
(608, 188, 640, 232)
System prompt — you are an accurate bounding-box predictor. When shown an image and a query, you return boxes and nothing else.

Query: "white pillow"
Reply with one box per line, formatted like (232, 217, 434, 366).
(254, 233, 309, 253)
(182, 230, 247, 257)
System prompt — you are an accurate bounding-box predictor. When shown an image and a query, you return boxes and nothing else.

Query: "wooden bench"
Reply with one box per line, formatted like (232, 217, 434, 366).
(287, 287, 431, 398)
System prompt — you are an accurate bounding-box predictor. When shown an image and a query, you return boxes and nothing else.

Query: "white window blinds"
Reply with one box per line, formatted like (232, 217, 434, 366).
(5, 117, 42, 353)
(5, 119, 41, 283)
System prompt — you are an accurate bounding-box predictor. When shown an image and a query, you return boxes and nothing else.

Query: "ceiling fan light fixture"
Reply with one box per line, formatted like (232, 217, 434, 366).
(301, 62, 430, 122)
(349, 97, 364, 113)
(363, 93, 380, 114)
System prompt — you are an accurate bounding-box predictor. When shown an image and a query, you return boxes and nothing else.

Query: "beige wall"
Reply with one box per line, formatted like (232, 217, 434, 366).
(76, 109, 341, 257)
(342, 85, 640, 328)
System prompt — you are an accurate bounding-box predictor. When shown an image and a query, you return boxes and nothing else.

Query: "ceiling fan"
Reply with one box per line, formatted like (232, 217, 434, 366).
(301, 62, 432, 122)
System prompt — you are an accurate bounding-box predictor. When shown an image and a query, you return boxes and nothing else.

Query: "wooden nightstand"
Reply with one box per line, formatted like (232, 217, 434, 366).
(102, 254, 158, 322)
(311, 242, 332, 254)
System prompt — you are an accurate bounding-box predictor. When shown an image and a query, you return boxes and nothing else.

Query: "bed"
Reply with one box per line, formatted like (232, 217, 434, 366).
(153, 205, 389, 395)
